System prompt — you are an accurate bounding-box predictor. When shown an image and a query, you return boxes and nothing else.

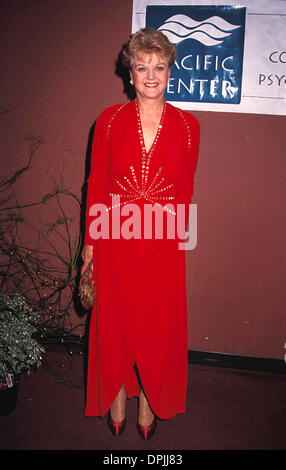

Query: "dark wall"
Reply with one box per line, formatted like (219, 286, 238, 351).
(1, 0, 285, 359)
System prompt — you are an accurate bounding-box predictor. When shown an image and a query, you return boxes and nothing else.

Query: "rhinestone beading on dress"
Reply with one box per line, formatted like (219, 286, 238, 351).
(135, 98, 166, 191)
(106, 103, 127, 139)
(177, 109, 191, 150)
(106, 99, 176, 215)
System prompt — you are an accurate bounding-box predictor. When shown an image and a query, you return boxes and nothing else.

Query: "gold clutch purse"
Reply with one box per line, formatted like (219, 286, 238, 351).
(78, 261, 96, 310)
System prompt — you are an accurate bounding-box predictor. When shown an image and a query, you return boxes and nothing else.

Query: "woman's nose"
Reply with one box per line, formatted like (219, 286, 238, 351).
(147, 67, 155, 80)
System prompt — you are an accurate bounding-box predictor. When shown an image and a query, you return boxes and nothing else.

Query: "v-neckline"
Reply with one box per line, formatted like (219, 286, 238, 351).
(135, 98, 166, 157)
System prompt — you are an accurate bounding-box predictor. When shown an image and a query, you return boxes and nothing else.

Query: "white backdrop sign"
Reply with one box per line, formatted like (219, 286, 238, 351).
(132, 0, 286, 115)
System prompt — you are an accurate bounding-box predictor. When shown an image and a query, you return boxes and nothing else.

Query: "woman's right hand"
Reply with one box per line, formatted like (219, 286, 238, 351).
(81, 244, 93, 276)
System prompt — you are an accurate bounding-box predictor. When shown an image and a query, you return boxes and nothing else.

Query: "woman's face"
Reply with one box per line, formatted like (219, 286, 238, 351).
(130, 51, 170, 101)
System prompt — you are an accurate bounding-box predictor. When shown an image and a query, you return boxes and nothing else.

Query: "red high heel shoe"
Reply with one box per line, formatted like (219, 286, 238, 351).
(137, 417, 157, 440)
(107, 410, 126, 437)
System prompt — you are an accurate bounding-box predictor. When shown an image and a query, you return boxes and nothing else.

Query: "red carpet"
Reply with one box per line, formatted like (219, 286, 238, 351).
(0, 349, 285, 450)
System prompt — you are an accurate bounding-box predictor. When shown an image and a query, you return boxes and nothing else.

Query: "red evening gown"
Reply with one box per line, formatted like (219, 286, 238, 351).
(84, 98, 200, 420)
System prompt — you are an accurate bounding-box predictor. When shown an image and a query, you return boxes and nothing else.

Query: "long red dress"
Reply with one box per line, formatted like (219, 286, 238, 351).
(84, 98, 200, 420)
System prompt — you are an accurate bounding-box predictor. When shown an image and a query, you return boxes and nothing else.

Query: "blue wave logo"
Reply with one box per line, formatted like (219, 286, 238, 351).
(158, 14, 241, 46)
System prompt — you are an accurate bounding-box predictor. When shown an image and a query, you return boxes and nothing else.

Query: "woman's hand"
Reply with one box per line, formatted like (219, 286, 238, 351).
(81, 244, 93, 276)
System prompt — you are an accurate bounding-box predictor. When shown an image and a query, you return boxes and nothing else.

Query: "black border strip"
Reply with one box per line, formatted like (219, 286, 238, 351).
(40, 332, 286, 375)
(188, 350, 286, 375)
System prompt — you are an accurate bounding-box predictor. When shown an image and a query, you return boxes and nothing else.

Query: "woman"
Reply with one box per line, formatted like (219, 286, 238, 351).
(81, 28, 200, 440)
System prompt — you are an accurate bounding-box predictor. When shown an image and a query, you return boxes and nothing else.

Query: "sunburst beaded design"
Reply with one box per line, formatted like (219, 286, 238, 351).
(106, 99, 176, 215)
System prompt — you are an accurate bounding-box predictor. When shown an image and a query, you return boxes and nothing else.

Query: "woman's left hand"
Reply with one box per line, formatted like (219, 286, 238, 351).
(81, 244, 93, 276)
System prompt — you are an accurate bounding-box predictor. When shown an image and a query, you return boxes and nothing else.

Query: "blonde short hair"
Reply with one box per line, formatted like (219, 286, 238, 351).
(122, 28, 177, 69)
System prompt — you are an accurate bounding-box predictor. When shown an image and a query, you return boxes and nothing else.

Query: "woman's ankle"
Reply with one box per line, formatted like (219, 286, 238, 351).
(110, 385, 126, 422)
(138, 389, 154, 426)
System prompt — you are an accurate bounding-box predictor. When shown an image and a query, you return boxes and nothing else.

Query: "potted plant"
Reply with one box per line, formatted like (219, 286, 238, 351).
(0, 293, 45, 415)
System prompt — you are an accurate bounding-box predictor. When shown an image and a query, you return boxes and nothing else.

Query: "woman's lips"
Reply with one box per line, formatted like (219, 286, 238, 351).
(144, 83, 158, 87)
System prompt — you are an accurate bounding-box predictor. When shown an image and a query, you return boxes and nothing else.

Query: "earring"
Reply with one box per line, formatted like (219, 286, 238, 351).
(130, 78, 133, 85)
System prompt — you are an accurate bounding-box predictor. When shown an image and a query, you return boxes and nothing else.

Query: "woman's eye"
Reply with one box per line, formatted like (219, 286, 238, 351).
(156, 66, 165, 72)
(137, 67, 146, 72)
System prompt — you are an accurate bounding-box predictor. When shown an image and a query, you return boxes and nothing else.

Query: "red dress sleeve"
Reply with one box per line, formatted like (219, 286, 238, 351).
(181, 111, 200, 232)
(84, 109, 111, 245)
